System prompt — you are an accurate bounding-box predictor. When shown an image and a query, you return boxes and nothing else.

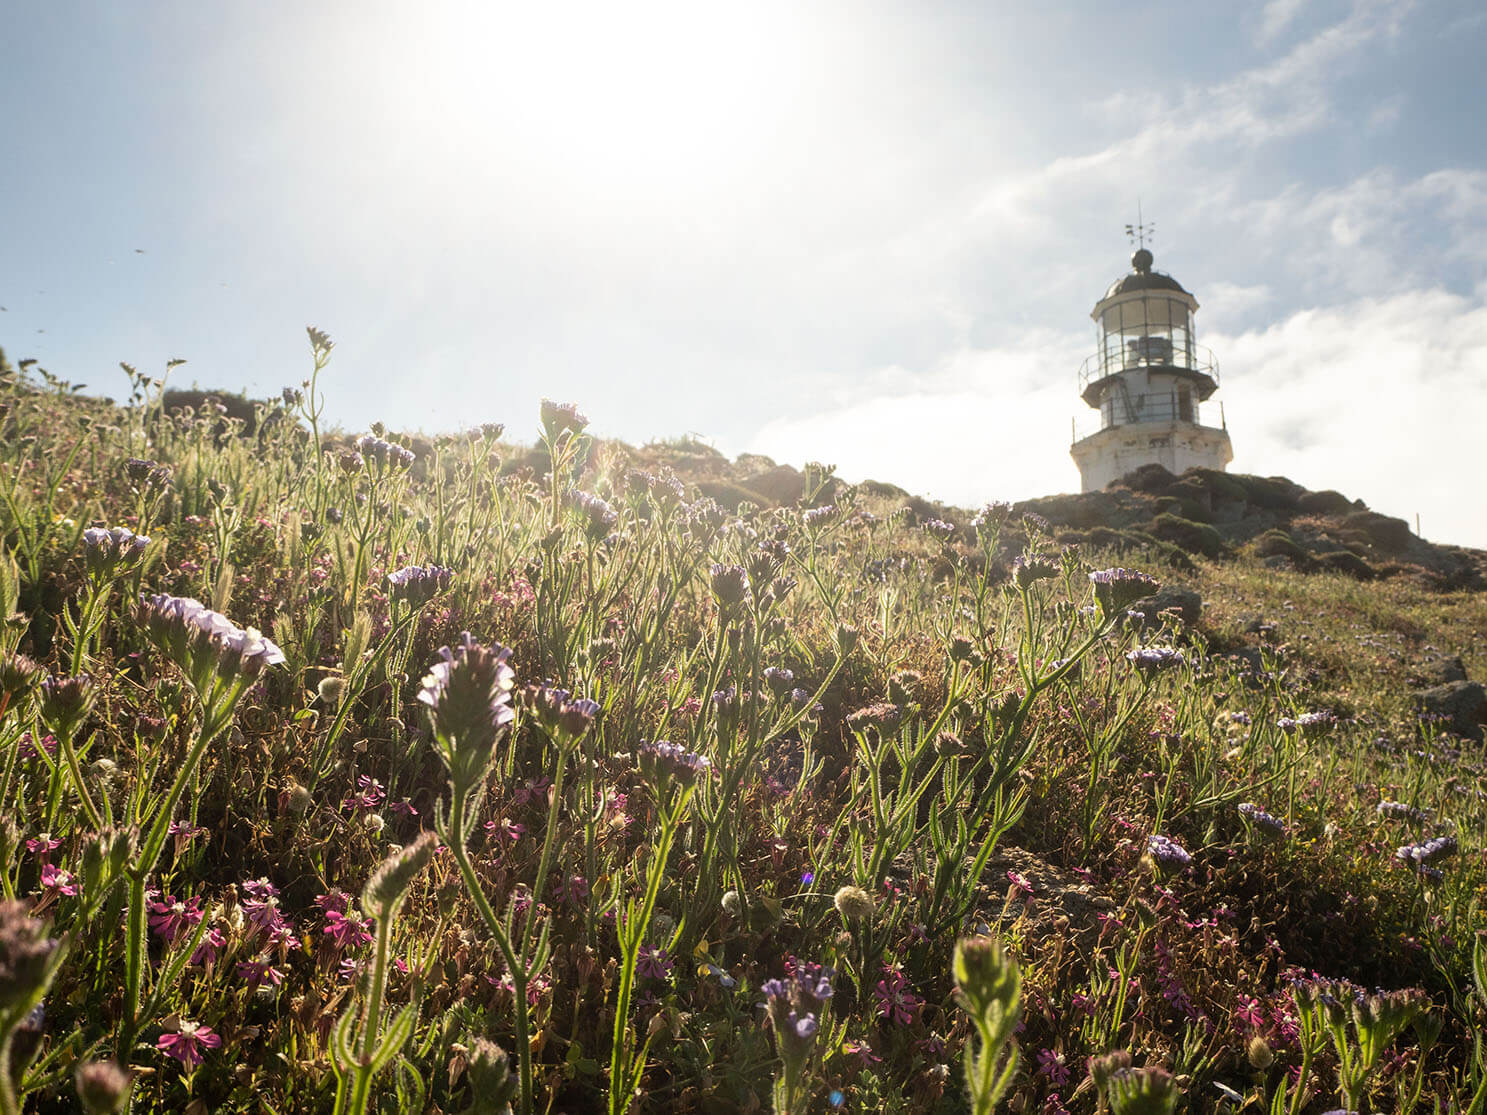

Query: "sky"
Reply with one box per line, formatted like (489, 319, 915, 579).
(3, 0, 1485, 545)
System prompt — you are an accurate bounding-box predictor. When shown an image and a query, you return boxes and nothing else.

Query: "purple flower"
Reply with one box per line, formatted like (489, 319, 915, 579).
(386, 564, 453, 607)
(1089, 567, 1159, 614)
(419, 634, 517, 785)
(1126, 647, 1185, 675)
(539, 399, 589, 438)
(637, 945, 673, 983)
(147, 894, 204, 944)
(873, 966, 922, 1024)
(1237, 802, 1287, 838)
(190, 926, 226, 968)
(763, 960, 834, 1064)
(637, 740, 711, 788)
(1377, 800, 1428, 823)
(1396, 836, 1457, 875)
(1147, 834, 1192, 872)
(157, 1021, 221, 1069)
(138, 594, 286, 682)
(323, 910, 374, 950)
(1036, 1048, 1070, 1086)
(554, 875, 589, 908)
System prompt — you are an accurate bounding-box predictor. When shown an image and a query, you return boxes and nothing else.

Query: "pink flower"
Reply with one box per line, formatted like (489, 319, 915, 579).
(637, 945, 672, 983)
(873, 966, 922, 1025)
(342, 776, 386, 812)
(313, 890, 352, 916)
(147, 894, 205, 944)
(157, 1020, 221, 1068)
(235, 956, 285, 988)
(1007, 870, 1035, 899)
(554, 875, 589, 908)
(1037, 1048, 1070, 1085)
(512, 776, 551, 808)
(39, 864, 78, 898)
(484, 818, 526, 844)
(191, 926, 226, 968)
(324, 910, 374, 950)
(388, 798, 418, 817)
(25, 833, 62, 860)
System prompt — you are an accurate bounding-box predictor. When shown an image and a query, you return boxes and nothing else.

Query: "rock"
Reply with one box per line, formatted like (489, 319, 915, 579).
(1132, 586, 1203, 628)
(1414, 681, 1487, 741)
(1410, 656, 1468, 687)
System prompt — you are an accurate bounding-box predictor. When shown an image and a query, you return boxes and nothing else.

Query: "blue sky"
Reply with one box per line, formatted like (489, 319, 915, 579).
(4, 1, 1485, 544)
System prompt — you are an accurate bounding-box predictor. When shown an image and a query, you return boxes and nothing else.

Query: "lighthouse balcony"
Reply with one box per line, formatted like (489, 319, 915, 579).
(1078, 342, 1219, 407)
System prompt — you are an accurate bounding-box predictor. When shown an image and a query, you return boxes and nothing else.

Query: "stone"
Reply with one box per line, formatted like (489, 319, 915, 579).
(1410, 656, 1468, 687)
(1131, 586, 1203, 629)
(1414, 681, 1487, 742)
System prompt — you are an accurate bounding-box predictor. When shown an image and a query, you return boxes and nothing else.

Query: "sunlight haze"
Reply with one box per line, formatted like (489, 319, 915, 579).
(3, 0, 1484, 544)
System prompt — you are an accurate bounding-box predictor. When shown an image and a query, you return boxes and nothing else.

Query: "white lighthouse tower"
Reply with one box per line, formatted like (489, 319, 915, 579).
(1070, 238, 1233, 492)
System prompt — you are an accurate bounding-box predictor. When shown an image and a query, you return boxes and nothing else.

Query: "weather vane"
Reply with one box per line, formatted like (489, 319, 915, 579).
(1124, 200, 1154, 249)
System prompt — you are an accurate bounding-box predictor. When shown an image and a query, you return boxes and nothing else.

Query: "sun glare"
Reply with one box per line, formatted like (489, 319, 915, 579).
(408, 1, 811, 193)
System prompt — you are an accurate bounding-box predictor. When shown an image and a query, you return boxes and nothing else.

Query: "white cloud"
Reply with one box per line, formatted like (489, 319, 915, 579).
(1206, 285, 1487, 546)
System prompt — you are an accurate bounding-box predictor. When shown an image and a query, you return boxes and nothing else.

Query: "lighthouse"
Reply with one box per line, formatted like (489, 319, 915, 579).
(1069, 244, 1233, 491)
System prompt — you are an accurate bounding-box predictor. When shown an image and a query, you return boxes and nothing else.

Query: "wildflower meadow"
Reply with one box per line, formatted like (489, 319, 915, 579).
(0, 333, 1484, 1113)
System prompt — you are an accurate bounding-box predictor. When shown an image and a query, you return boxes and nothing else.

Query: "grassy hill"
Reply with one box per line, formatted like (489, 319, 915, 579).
(1, 339, 1485, 1114)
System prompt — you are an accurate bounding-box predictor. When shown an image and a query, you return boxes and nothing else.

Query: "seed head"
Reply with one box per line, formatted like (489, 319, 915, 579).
(833, 885, 875, 923)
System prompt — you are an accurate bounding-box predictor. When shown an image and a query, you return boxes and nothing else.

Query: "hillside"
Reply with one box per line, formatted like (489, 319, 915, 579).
(1, 348, 1486, 1114)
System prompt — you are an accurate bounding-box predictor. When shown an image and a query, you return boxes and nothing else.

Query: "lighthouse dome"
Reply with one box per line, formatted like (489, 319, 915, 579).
(1103, 249, 1191, 299)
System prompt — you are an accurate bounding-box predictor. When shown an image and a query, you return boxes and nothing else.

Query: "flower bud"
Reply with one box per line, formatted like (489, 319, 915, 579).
(463, 1036, 520, 1115)
(1104, 1065, 1179, 1115)
(952, 936, 1021, 1030)
(362, 831, 437, 920)
(0, 901, 61, 1013)
(38, 674, 96, 737)
(75, 1060, 132, 1114)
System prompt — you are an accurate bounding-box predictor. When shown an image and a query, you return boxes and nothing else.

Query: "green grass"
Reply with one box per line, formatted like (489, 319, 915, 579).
(0, 337, 1483, 1114)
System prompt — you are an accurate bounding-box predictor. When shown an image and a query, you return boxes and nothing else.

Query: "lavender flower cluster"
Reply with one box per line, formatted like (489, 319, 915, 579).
(762, 960, 835, 1063)
(82, 526, 150, 575)
(540, 398, 589, 438)
(637, 740, 711, 788)
(1237, 802, 1287, 837)
(1278, 710, 1336, 736)
(1395, 835, 1457, 879)
(568, 489, 618, 539)
(1089, 567, 1159, 615)
(138, 594, 286, 681)
(354, 434, 416, 470)
(1126, 647, 1185, 676)
(386, 563, 453, 607)
(1147, 834, 1192, 871)
(1376, 800, 1429, 824)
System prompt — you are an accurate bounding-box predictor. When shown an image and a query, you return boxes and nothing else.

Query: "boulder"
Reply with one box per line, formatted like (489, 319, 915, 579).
(1414, 681, 1487, 741)
(1132, 586, 1203, 628)
(1410, 656, 1468, 687)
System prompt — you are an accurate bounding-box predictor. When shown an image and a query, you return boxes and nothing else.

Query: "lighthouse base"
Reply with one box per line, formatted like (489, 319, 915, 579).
(1071, 422, 1233, 493)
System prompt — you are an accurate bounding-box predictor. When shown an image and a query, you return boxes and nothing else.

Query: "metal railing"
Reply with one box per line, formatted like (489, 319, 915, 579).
(1078, 341, 1220, 395)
